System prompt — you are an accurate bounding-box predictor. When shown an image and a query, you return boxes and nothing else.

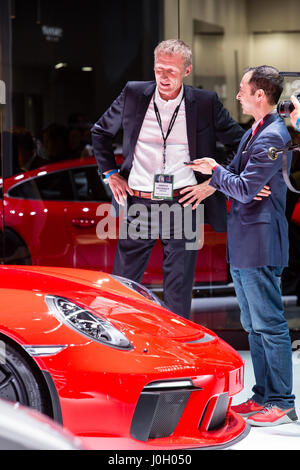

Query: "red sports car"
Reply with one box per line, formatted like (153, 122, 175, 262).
(0, 265, 249, 450)
(0, 157, 228, 288)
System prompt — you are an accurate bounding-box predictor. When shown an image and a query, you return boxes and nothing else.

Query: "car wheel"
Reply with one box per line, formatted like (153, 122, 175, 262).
(0, 342, 46, 412)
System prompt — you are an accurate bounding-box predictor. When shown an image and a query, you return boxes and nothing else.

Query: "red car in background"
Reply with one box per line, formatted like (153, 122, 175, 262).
(0, 156, 228, 289)
(291, 197, 300, 226)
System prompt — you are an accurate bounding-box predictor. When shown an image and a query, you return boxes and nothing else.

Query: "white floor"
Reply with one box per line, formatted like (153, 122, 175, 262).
(229, 350, 300, 450)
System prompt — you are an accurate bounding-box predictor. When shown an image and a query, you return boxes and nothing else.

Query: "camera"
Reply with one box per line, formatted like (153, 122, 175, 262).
(277, 93, 300, 118)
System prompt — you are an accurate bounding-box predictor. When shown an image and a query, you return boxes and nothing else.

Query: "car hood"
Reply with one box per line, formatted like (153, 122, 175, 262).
(0, 266, 214, 343)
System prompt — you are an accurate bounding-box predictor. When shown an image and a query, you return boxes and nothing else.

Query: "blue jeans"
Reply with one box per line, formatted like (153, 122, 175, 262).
(230, 266, 295, 409)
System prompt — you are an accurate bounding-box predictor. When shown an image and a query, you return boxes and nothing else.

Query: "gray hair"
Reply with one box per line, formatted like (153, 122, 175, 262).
(154, 39, 192, 69)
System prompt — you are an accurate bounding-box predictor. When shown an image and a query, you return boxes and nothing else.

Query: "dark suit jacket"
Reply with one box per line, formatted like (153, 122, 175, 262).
(210, 113, 292, 268)
(91, 81, 244, 231)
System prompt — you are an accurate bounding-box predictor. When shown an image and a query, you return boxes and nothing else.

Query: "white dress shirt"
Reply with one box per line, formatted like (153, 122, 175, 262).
(128, 86, 197, 191)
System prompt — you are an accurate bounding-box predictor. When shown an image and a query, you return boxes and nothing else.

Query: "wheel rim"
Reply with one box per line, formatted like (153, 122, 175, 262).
(0, 361, 30, 405)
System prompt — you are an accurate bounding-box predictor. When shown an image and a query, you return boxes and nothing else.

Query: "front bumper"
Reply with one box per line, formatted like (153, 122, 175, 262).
(25, 331, 246, 450)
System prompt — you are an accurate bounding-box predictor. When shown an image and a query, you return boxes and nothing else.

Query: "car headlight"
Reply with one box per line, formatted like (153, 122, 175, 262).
(45, 295, 132, 350)
(111, 275, 164, 306)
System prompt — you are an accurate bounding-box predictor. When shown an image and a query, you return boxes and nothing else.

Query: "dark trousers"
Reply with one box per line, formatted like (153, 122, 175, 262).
(112, 195, 200, 318)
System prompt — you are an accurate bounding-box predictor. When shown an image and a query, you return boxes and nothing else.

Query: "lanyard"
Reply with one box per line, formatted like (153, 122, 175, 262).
(153, 93, 184, 171)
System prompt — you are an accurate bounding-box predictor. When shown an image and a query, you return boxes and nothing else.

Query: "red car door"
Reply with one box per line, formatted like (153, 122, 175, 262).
(3, 169, 75, 266)
(64, 164, 118, 272)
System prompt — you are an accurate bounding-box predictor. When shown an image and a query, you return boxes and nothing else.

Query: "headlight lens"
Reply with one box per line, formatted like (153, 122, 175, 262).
(45, 295, 132, 350)
(111, 275, 164, 306)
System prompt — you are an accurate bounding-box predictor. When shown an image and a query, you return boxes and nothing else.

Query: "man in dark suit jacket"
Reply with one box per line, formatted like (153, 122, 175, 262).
(188, 66, 297, 427)
(91, 39, 244, 318)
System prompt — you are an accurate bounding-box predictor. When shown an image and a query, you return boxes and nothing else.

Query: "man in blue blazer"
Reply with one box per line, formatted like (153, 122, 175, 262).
(91, 39, 245, 319)
(188, 66, 297, 426)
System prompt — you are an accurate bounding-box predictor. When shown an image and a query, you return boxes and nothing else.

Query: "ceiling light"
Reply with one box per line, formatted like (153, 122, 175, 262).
(55, 63, 67, 70)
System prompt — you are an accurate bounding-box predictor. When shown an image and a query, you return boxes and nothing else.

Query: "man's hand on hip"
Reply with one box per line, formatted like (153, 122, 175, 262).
(108, 173, 134, 205)
(253, 185, 271, 200)
(178, 180, 216, 209)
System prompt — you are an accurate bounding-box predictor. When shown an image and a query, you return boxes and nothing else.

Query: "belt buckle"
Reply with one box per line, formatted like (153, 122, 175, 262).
(151, 192, 165, 201)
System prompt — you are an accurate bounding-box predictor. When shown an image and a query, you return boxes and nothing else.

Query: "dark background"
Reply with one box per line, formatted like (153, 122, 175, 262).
(11, 0, 163, 140)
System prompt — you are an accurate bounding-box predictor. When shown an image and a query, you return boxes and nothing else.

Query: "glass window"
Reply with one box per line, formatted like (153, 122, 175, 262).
(3, 0, 162, 179)
(71, 166, 112, 202)
(8, 169, 73, 200)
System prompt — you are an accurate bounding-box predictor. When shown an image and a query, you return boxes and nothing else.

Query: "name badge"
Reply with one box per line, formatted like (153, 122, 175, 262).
(152, 174, 174, 200)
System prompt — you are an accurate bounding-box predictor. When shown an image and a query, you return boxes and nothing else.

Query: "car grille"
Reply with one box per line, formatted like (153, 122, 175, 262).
(148, 391, 190, 439)
(130, 379, 231, 441)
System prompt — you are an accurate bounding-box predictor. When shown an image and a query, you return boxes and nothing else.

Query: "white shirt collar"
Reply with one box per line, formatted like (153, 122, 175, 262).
(154, 85, 184, 107)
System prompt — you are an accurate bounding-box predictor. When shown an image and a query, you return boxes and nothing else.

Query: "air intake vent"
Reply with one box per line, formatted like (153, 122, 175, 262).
(130, 381, 195, 441)
(199, 392, 230, 431)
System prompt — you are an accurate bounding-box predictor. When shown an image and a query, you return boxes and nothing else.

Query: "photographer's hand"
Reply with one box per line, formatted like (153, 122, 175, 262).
(290, 95, 300, 131)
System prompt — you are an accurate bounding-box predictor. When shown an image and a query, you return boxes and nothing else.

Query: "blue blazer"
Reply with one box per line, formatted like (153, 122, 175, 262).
(210, 113, 292, 268)
(91, 81, 244, 231)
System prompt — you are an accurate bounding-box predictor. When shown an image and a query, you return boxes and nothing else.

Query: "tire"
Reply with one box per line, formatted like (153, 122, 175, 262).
(0, 342, 46, 412)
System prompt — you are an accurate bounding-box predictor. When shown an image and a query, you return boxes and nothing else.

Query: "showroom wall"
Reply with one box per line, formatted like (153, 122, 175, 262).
(164, 0, 249, 120)
(164, 0, 300, 122)
(2, 0, 300, 132)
